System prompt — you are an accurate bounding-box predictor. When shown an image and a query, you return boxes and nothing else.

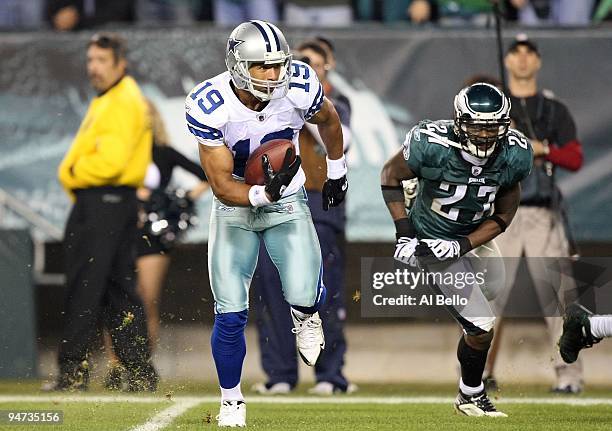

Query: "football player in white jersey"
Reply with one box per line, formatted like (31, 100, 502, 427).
(185, 20, 347, 427)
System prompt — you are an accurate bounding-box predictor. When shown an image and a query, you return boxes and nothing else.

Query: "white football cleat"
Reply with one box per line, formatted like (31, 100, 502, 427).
(216, 400, 246, 427)
(454, 390, 507, 417)
(291, 309, 325, 366)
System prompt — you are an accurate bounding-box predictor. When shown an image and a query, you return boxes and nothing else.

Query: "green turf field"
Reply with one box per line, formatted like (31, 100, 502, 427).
(177, 403, 612, 431)
(0, 401, 167, 430)
(1, 381, 611, 430)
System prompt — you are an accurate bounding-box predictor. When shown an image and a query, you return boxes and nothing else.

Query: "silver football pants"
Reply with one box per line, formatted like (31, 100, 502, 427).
(208, 189, 323, 314)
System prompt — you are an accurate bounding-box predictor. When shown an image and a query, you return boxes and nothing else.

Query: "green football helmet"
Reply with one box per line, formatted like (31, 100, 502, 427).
(454, 83, 511, 158)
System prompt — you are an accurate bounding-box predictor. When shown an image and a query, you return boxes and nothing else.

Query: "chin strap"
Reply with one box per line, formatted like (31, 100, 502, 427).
(466, 141, 497, 159)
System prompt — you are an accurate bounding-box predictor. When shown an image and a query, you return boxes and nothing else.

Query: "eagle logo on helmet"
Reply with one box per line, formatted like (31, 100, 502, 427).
(453, 83, 511, 159)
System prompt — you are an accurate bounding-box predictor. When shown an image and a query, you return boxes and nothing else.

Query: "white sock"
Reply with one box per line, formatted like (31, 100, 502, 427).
(589, 316, 612, 338)
(221, 382, 244, 402)
(459, 378, 484, 396)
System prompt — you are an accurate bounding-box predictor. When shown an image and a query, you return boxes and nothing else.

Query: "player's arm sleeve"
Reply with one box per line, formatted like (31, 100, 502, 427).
(167, 147, 208, 181)
(402, 125, 424, 177)
(71, 100, 136, 186)
(186, 111, 224, 147)
(305, 81, 325, 121)
(184, 91, 225, 147)
(546, 103, 583, 171)
(290, 61, 325, 121)
(510, 131, 534, 184)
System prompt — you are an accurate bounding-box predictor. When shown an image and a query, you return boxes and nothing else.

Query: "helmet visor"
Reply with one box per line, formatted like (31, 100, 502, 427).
(461, 119, 509, 145)
(458, 117, 510, 158)
(236, 56, 292, 100)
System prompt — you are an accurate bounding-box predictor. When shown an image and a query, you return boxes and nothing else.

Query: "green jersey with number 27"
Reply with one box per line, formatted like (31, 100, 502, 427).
(403, 119, 533, 240)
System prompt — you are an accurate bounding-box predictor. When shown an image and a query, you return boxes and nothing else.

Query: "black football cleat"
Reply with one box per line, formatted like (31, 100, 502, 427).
(559, 303, 602, 364)
(454, 390, 507, 417)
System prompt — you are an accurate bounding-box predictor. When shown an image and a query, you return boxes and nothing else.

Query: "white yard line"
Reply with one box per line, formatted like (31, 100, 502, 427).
(1, 394, 612, 406)
(129, 398, 202, 431)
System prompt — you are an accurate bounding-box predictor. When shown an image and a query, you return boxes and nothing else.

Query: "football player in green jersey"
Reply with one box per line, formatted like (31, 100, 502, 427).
(381, 83, 533, 417)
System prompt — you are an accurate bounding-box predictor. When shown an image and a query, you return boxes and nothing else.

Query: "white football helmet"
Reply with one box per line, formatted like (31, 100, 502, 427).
(225, 20, 292, 101)
(454, 83, 511, 158)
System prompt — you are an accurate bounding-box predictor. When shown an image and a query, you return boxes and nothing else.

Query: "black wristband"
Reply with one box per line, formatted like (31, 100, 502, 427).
(381, 185, 405, 205)
(394, 217, 416, 239)
(488, 215, 508, 233)
(458, 237, 472, 256)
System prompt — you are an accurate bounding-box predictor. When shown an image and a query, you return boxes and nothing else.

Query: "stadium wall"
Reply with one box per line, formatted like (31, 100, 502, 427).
(1, 27, 611, 243)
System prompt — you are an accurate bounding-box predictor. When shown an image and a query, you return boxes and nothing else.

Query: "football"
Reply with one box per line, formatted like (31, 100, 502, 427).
(244, 139, 296, 185)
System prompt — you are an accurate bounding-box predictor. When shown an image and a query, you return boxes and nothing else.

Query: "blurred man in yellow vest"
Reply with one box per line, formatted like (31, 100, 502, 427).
(58, 37, 150, 191)
(48, 32, 156, 392)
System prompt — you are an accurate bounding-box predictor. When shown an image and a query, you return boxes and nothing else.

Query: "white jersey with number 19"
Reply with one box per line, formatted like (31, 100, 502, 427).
(185, 60, 324, 197)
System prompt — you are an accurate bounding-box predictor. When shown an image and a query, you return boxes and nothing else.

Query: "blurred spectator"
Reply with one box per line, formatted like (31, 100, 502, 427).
(0, 0, 43, 29)
(295, 39, 353, 394)
(284, 0, 352, 27)
(192, 0, 214, 21)
(355, 0, 438, 23)
(437, 0, 495, 26)
(510, 0, 596, 26)
(136, 0, 196, 24)
(491, 34, 585, 394)
(46, 0, 136, 31)
(593, 0, 612, 22)
(252, 37, 354, 395)
(135, 99, 209, 352)
(47, 33, 156, 392)
(409, 0, 438, 23)
(312, 35, 337, 71)
(212, 0, 279, 26)
(135, 0, 213, 24)
(105, 99, 209, 390)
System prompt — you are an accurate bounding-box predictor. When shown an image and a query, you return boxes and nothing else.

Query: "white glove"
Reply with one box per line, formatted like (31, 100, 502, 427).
(415, 238, 461, 264)
(403, 178, 419, 210)
(394, 237, 419, 266)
